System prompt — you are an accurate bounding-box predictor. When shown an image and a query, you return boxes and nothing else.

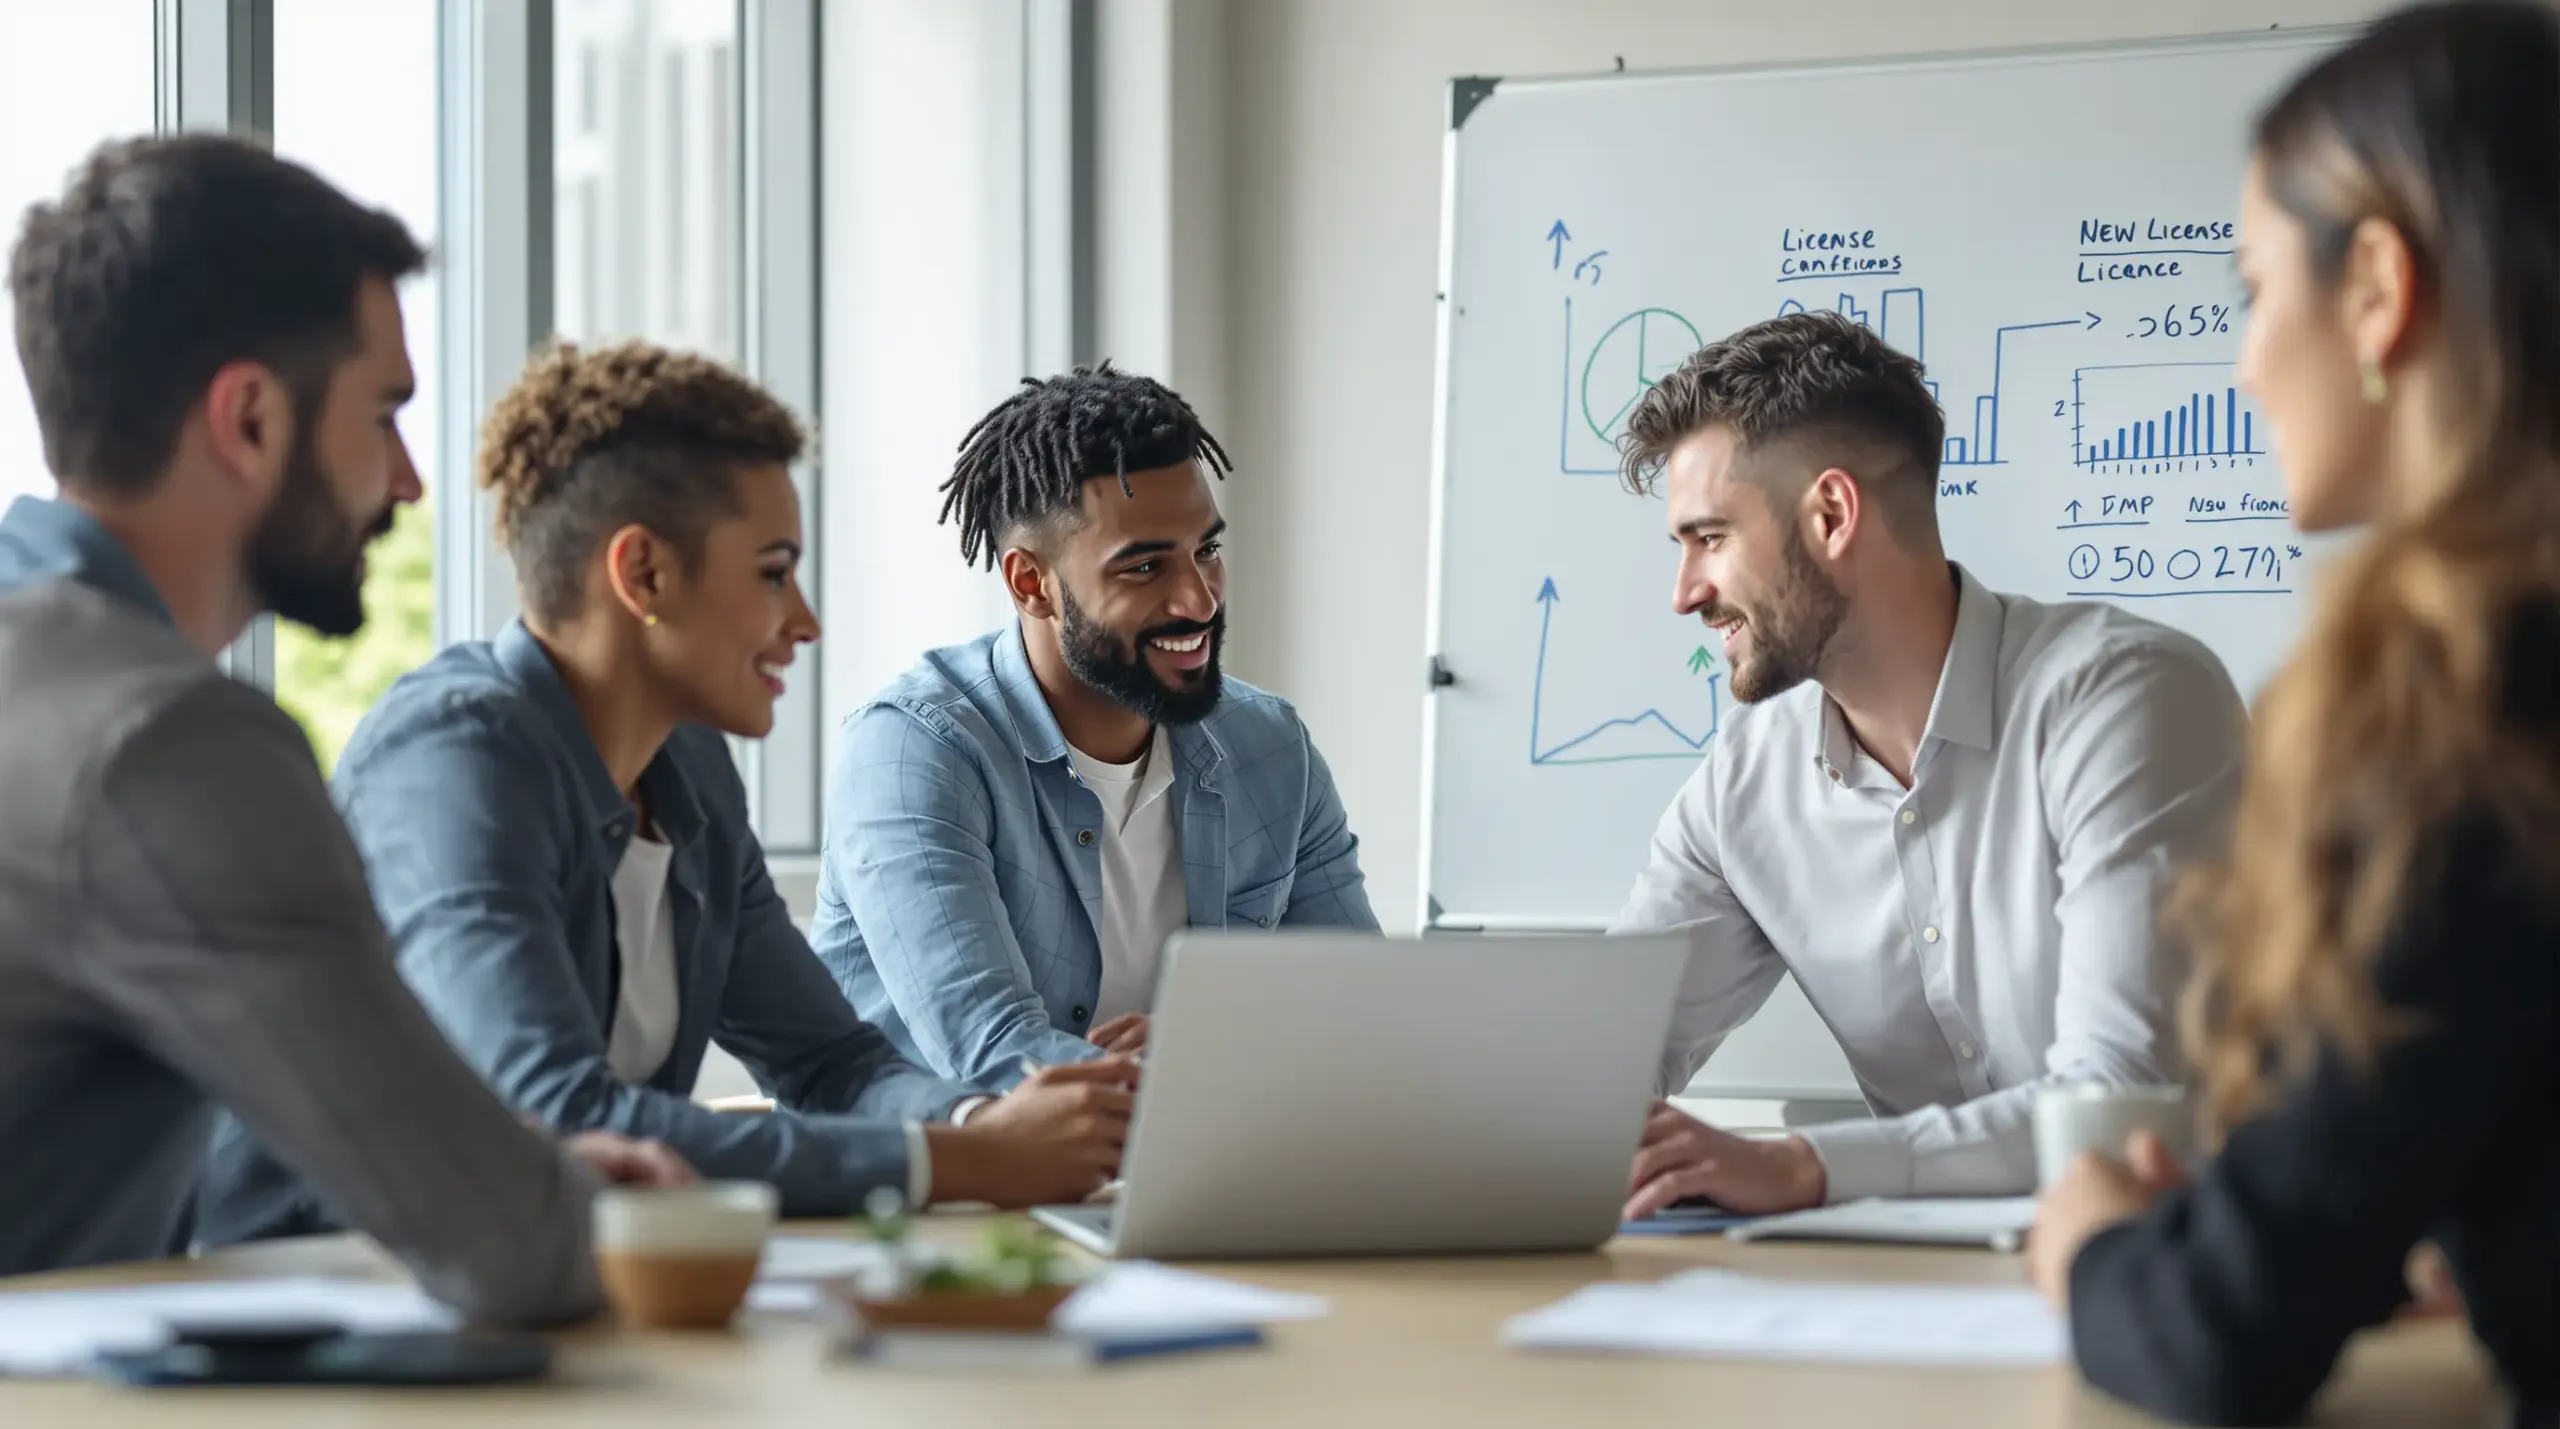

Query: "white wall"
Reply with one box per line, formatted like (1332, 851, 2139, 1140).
(1093, 0, 1232, 434)
(1217, 0, 2388, 931)
(817, 0, 1032, 789)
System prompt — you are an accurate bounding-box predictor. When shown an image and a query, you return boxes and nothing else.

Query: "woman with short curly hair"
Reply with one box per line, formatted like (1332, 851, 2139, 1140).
(199, 342, 1134, 1244)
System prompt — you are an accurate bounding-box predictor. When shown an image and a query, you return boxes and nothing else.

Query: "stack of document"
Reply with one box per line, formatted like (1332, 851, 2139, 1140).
(1723, 1195, 2039, 1250)
(1051, 1262, 1330, 1342)
(1503, 1268, 2066, 1367)
(0, 1278, 453, 1377)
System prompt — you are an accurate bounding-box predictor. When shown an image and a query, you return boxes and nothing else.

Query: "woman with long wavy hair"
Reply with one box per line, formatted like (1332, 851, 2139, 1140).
(2028, 5, 2558, 1425)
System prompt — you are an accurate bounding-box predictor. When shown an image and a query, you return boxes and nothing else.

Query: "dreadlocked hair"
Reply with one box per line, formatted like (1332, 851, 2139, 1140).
(938, 361, 1233, 569)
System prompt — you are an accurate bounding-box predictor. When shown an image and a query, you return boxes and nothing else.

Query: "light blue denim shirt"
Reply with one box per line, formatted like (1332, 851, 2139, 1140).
(809, 622, 1378, 1083)
(200, 620, 991, 1238)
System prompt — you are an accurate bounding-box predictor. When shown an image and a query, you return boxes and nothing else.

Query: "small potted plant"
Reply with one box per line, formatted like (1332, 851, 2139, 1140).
(830, 1189, 1086, 1332)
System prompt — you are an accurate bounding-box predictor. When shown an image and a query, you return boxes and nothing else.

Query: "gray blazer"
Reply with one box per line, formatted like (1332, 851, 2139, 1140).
(0, 497, 599, 1324)
(200, 621, 990, 1243)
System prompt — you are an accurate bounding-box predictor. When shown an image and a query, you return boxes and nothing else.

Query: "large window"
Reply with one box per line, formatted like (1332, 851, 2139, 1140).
(268, 0, 443, 771)
(555, 0, 742, 360)
(0, 2, 158, 505)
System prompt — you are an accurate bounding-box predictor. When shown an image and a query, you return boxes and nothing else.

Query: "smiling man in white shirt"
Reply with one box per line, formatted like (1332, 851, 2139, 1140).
(1610, 311, 2248, 1221)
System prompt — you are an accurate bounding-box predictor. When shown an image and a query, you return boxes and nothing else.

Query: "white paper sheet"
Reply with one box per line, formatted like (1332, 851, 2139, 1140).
(1723, 1196, 2039, 1250)
(1053, 1262, 1328, 1339)
(1503, 1269, 2065, 1367)
(757, 1236, 899, 1283)
(744, 1281, 828, 1317)
(0, 1277, 454, 1377)
(746, 1248, 1328, 1335)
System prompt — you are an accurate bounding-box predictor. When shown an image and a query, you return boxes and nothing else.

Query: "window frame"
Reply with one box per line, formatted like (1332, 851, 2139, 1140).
(159, 0, 275, 687)
(437, 0, 550, 650)
(147, 0, 1097, 882)
(736, 0, 822, 852)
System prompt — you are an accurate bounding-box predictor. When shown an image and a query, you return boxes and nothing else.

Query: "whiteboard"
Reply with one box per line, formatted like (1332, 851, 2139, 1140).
(1420, 29, 2349, 1096)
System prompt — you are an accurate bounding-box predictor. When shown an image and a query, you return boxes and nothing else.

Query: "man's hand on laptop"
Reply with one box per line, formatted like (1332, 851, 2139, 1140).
(1087, 1013, 1149, 1056)
(925, 1057, 1140, 1208)
(1622, 1100, 1826, 1221)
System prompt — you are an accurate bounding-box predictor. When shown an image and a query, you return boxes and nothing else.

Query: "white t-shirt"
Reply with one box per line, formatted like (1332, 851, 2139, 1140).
(605, 831, 680, 1085)
(1066, 726, 1187, 1024)
(610, 823, 946, 1207)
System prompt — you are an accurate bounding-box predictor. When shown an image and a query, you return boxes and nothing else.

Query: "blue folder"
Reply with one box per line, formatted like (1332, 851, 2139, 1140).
(1616, 1205, 1753, 1237)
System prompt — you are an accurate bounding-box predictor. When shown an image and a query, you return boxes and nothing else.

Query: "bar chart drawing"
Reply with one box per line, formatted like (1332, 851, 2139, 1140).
(2072, 361, 2267, 470)
(1778, 287, 2081, 468)
(1779, 286, 1928, 364)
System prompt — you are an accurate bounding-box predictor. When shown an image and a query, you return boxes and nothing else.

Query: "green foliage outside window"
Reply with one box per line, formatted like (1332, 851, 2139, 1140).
(273, 501, 438, 774)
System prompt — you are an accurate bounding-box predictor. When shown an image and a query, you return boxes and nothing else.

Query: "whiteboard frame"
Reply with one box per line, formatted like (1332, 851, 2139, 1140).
(1416, 20, 2358, 931)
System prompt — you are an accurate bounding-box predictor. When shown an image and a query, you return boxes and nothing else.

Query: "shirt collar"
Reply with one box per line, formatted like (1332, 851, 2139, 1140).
(494, 618, 707, 849)
(1810, 562, 2003, 782)
(0, 496, 177, 628)
(1925, 563, 2003, 754)
(992, 619, 1074, 765)
(1134, 725, 1178, 811)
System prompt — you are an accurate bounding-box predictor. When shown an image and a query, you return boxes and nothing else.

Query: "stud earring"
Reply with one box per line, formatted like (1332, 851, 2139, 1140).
(642, 613, 660, 628)
(2360, 354, 2389, 404)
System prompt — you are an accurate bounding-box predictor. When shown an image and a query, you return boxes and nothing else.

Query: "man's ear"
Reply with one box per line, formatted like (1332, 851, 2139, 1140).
(199, 359, 297, 506)
(1803, 466, 1863, 560)
(1000, 545, 1058, 621)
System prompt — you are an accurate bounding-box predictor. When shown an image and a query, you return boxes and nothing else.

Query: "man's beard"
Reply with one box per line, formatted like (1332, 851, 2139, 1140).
(244, 435, 390, 639)
(1715, 528, 1848, 703)
(1058, 584, 1225, 726)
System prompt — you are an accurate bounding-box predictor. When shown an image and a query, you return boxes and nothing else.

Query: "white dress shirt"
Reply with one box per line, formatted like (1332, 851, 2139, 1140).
(1067, 726, 1186, 1023)
(1611, 565, 2247, 1201)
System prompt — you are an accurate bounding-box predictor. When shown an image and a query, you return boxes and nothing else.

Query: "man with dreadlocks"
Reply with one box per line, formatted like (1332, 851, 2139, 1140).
(808, 365, 1377, 1083)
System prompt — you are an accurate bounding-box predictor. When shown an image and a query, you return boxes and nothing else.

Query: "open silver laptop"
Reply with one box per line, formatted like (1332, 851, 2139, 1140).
(1031, 929, 1685, 1259)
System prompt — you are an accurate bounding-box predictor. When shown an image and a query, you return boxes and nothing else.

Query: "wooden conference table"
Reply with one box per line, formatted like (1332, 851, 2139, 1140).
(0, 1213, 2502, 1428)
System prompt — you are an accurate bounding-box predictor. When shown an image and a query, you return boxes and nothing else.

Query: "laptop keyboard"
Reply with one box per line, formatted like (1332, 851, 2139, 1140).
(1042, 1204, 1113, 1236)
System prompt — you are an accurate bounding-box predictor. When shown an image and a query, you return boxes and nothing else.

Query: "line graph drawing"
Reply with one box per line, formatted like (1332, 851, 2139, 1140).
(1529, 577, 1721, 765)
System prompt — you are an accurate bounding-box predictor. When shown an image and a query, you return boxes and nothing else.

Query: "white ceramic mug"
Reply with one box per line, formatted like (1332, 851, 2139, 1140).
(2031, 1083, 2195, 1189)
(591, 1181, 779, 1329)
(593, 1179, 778, 1249)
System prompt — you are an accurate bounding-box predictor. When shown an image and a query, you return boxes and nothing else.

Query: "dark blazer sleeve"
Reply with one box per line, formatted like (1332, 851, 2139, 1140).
(685, 728, 993, 1121)
(2066, 813, 2559, 1426)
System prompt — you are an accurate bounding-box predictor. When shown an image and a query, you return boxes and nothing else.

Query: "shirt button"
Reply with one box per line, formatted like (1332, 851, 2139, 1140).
(1825, 764, 1842, 783)
(1922, 926, 1941, 944)
(1899, 809, 1915, 826)
(1071, 1005, 1090, 1023)
(1958, 1040, 1979, 1061)
(1076, 829, 1096, 847)
(1257, 914, 1275, 928)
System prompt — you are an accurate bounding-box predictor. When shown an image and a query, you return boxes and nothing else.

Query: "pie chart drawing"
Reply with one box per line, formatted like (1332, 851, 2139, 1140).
(1581, 307, 1704, 445)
